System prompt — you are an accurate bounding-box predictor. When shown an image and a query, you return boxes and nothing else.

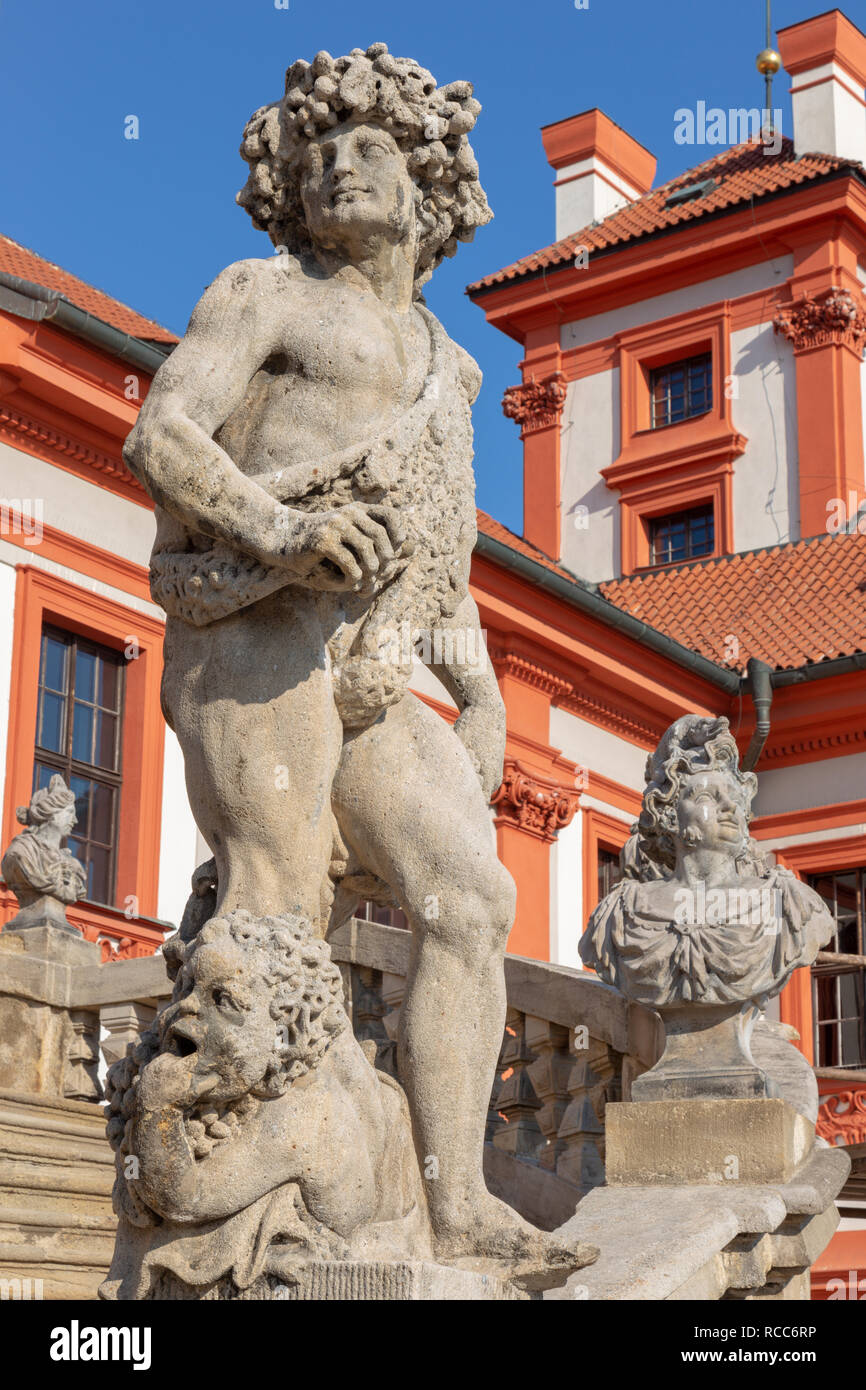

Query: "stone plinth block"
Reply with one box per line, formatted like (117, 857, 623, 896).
(148, 1261, 529, 1301)
(605, 1099, 814, 1186)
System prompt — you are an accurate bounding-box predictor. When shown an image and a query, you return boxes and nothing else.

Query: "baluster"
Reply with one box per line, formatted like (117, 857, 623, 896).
(524, 1016, 572, 1171)
(99, 1001, 156, 1071)
(491, 1008, 543, 1160)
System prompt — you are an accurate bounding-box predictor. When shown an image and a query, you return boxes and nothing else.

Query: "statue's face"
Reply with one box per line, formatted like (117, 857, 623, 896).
(163, 938, 275, 1103)
(300, 115, 416, 252)
(55, 804, 77, 836)
(675, 770, 749, 855)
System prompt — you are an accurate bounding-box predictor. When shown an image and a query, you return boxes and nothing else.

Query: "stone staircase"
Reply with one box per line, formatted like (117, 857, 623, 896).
(0, 1089, 115, 1298)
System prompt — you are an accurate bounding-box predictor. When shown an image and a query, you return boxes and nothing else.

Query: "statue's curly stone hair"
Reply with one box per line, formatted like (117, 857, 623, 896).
(17, 773, 75, 827)
(237, 42, 492, 294)
(636, 715, 758, 872)
(173, 911, 348, 1093)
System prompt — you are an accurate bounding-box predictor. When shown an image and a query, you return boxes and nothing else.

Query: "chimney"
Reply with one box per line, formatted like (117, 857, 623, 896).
(540, 109, 656, 242)
(777, 9, 866, 163)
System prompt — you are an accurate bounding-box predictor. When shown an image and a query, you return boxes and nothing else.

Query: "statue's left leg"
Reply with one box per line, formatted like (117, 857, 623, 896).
(333, 694, 584, 1268)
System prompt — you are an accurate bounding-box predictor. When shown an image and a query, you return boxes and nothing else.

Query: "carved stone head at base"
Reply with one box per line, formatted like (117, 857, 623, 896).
(579, 715, 834, 1101)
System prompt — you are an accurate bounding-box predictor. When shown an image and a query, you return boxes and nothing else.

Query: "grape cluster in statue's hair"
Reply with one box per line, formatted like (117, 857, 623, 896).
(237, 43, 492, 294)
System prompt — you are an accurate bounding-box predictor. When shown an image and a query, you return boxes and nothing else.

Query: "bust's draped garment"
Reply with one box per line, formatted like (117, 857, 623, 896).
(579, 867, 833, 1008)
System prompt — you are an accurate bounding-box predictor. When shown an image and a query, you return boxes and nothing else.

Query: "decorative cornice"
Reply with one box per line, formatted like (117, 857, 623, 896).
(489, 648, 575, 700)
(773, 288, 866, 355)
(492, 757, 580, 842)
(0, 400, 144, 497)
(502, 372, 567, 436)
(761, 728, 866, 762)
(817, 1087, 866, 1147)
(556, 689, 659, 748)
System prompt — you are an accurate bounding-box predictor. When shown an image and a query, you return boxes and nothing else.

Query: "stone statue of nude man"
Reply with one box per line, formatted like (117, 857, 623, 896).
(124, 44, 576, 1267)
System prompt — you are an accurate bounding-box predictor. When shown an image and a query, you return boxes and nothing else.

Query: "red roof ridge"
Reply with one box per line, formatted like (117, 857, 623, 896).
(468, 136, 861, 295)
(0, 233, 178, 345)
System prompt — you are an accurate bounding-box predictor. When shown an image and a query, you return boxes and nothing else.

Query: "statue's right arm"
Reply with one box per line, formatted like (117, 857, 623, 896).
(124, 262, 404, 586)
(124, 263, 301, 569)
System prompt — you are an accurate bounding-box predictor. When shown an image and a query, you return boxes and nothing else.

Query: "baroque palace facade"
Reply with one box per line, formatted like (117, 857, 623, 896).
(0, 6, 864, 1296)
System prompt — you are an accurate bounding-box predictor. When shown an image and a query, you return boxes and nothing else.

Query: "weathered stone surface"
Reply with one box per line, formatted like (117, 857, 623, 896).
(580, 716, 833, 1101)
(547, 1137, 850, 1301)
(104, 39, 597, 1295)
(0, 928, 101, 1099)
(605, 1099, 813, 1186)
(0, 1089, 116, 1300)
(1, 775, 86, 933)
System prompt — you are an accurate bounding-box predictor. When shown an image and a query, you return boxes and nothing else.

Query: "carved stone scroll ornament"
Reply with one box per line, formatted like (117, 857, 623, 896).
(1, 774, 86, 933)
(773, 287, 866, 355)
(492, 758, 580, 843)
(502, 373, 567, 435)
(580, 715, 834, 1101)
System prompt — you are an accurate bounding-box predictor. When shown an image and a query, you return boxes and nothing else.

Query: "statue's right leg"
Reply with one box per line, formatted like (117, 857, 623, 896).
(160, 592, 342, 923)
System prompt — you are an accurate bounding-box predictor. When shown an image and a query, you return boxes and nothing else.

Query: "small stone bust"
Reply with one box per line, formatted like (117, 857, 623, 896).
(579, 715, 833, 1100)
(1, 775, 87, 933)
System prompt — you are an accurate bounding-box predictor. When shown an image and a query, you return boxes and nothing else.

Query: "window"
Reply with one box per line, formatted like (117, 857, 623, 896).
(598, 847, 624, 902)
(649, 504, 715, 566)
(650, 353, 712, 428)
(34, 627, 125, 904)
(359, 901, 409, 930)
(809, 870, 866, 1069)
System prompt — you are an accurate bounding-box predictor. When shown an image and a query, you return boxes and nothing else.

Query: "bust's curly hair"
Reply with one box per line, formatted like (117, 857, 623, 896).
(634, 715, 759, 874)
(237, 42, 492, 294)
(17, 773, 75, 827)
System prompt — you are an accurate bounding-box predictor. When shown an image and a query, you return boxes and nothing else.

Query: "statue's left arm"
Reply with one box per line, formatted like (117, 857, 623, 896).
(429, 593, 505, 801)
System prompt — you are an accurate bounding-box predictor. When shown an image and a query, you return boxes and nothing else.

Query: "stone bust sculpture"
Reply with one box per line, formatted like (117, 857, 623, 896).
(580, 716, 834, 1099)
(119, 43, 586, 1274)
(1, 775, 86, 932)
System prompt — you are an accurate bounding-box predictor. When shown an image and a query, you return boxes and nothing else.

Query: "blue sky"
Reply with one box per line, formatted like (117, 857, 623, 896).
(0, 0, 813, 533)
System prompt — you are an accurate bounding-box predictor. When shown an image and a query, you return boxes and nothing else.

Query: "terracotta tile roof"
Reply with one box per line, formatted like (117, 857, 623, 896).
(475, 509, 583, 585)
(468, 138, 858, 293)
(598, 533, 866, 673)
(0, 234, 177, 344)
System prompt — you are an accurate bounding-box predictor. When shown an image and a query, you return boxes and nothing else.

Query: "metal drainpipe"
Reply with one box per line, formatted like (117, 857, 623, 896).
(0, 270, 173, 375)
(741, 657, 774, 771)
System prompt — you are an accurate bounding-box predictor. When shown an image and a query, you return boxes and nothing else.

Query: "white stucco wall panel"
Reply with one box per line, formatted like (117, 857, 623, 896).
(0, 440, 155, 566)
(730, 322, 798, 550)
(561, 257, 794, 351)
(560, 368, 620, 581)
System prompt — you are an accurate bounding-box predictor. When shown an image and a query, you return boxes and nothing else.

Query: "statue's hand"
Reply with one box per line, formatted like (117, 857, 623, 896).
(284, 504, 411, 591)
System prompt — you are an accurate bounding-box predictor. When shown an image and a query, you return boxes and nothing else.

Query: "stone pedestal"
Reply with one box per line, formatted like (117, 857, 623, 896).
(148, 1260, 530, 1301)
(0, 926, 101, 1099)
(605, 1098, 814, 1186)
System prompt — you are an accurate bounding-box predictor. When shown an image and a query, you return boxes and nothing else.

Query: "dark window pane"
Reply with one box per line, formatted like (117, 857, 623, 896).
(90, 782, 114, 845)
(72, 702, 94, 763)
(34, 626, 124, 907)
(41, 635, 67, 693)
(38, 691, 66, 753)
(98, 660, 119, 711)
(87, 845, 110, 903)
(651, 353, 712, 428)
(94, 710, 118, 771)
(649, 505, 714, 567)
(809, 871, 866, 1068)
(74, 649, 96, 701)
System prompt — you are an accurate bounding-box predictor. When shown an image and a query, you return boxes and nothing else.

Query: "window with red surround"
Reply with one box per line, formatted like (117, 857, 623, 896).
(602, 303, 746, 574)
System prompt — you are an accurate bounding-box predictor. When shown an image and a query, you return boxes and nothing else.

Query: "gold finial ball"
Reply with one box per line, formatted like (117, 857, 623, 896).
(756, 47, 783, 75)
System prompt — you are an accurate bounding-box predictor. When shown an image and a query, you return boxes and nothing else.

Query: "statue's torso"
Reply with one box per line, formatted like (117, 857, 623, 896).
(213, 268, 430, 493)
